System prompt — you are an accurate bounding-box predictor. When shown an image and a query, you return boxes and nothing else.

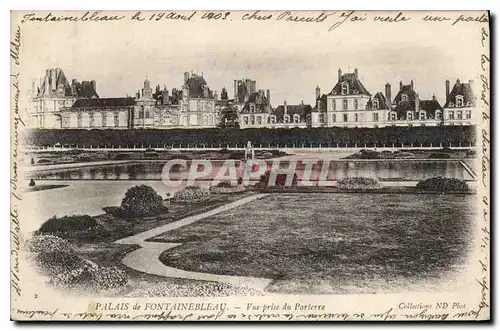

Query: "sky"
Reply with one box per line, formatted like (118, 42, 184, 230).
(14, 10, 485, 107)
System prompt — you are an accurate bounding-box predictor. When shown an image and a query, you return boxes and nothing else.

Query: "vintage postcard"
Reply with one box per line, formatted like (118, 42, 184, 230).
(10, 10, 490, 321)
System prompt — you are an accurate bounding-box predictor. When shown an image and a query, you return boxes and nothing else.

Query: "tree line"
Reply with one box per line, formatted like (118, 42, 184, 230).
(24, 126, 476, 148)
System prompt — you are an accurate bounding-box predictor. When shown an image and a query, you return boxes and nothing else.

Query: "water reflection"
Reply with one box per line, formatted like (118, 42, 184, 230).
(30, 160, 474, 181)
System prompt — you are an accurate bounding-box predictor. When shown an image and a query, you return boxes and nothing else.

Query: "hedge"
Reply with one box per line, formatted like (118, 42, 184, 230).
(24, 126, 476, 148)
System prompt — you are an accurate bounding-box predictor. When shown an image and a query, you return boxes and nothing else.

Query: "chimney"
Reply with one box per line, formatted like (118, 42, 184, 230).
(399, 81, 403, 91)
(385, 83, 391, 108)
(410, 79, 414, 90)
(214, 90, 218, 100)
(354, 68, 358, 78)
(184, 72, 190, 84)
(415, 93, 420, 113)
(284, 100, 287, 117)
(163, 85, 169, 104)
(266, 89, 271, 106)
(445, 79, 450, 102)
(234, 80, 238, 101)
(338, 68, 342, 82)
(51, 69, 57, 90)
(91, 80, 96, 92)
(432, 94, 436, 101)
(315, 85, 321, 99)
(456, 78, 461, 84)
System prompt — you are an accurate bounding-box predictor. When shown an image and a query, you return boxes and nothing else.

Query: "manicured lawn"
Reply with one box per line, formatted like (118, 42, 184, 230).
(154, 193, 476, 294)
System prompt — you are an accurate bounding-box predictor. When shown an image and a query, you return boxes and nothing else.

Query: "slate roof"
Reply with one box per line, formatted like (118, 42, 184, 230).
(74, 81, 99, 99)
(444, 80, 475, 108)
(393, 84, 418, 104)
(419, 100, 442, 118)
(71, 97, 136, 108)
(314, 94, 328, 112)
(240, 92, 269, 113)
(273, 104, 312, 122)
(367, 92, 390, 110)
(328, 73, 370, 96)
(186, 74, 214, 99)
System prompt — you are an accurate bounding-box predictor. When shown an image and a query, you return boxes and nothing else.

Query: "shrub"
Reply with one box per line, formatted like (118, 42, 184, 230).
(259, 170, 298, 187)
(336, 177, 383, 190)
(37, 159, 52, 164)
(29, 179, 36, 187)
(144, 151, 159, 158)
(57, 156, 75, 163)
(37, 215, 98, 235)
(120, 185, 166, 218)
(173, 186, 211, 203)
(466, 150, 476, 157)
(416, 177, 469, 192)
(429, 153, 451, 159)
(210, 181, 246, 194)
(219, 148, 230, 154)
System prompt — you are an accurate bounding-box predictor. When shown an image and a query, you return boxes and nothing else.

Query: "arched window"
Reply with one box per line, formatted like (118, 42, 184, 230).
(401, 94, 408, 102)
(354, 99, 359, 110)
(456, 95, 464, 107)
(373, 99, 379, 109)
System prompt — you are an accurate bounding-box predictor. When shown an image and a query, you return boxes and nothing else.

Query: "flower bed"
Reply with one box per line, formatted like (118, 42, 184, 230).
(416, 177, 469, 192)
(336, 177, 383, 190)
(173, 186, 211, 203)
(25, 234, 128, 293)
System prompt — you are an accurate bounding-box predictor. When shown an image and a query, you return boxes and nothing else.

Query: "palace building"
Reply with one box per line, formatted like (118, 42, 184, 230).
(26, 67, 477, 130)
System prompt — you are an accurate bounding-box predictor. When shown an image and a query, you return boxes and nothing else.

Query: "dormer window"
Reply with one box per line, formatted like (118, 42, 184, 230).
(466, 102, 472, 107)
(372, 99, 379, 109)
(294, 114, 300, 123)
(407, 112, 413, 120)
(449, 102, 455, 107)
(250, 104, 255, 113)
(456, 95, 464, 107)
(436, 111, 442, 120)
(341, 82, 349, 95)
(419, 111, 426, 120)
(401, 94, 408, 102)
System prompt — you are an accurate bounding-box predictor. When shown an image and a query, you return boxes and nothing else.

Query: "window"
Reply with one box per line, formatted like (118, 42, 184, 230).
(391, 113, 396, 121)
(456, 95, 464, 107)
(343, 114, 348, 122)
(354, 113, 359, 122)
(270, 116, 276, 124)
(332, 100, 336, 111)
(342, 99, 348, 110)
(401, 94, 408, 102)
(466, 111, 471, 119)
(89, 112, 95, 127)
(457, 111, 463, 120)
(407, 112, 413, 120)
(294, 114, 300, 123)
(420, 112, 426, 120)
(145, 110, 150, 119)
(257, 116, 262, 124)
(448, 111, 455, 120)
(284, 115, 290, 123)
(373, 113, 379, 122)
(341, 82, 349, 95)
(139, 107, 144, 119)
(354, 99, 358, 110)
(332, 114, 336, 122)
(243, 117, 248, 124)
(318, 114, 324, 123)
(436, 111, 442, 120)
(250, 104, 255, 113)
(250, 115, 255, 125)
(102, 113, 106, 127)
(373, 99, 379, 109)
(77, 113, 82, 128)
